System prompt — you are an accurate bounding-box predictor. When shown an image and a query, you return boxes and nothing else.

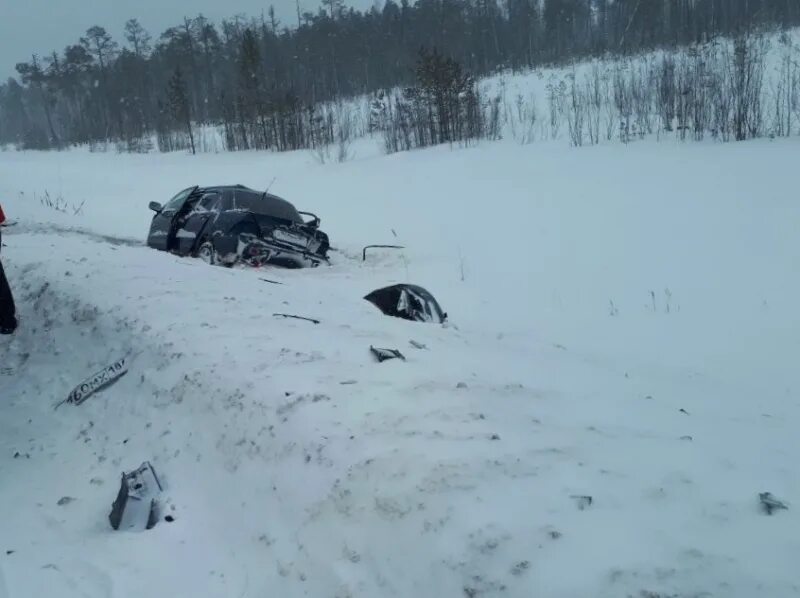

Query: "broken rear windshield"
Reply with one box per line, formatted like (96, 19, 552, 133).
(233, 191, 302, 223)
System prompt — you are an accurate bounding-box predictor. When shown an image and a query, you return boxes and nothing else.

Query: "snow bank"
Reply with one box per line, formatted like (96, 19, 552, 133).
(1, 132, 799, 597)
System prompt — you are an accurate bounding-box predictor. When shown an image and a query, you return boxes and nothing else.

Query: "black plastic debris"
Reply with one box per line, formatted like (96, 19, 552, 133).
(510, 560, 531, 576)
(571, 495, 593, 510)
(273, 313, 320, 324)
(364, 284, 447, 324)
(759, 492, 788, 515)
(109, 462, 163, 531)
(57, 357, 128, 409)
(370, 346, 406, 363)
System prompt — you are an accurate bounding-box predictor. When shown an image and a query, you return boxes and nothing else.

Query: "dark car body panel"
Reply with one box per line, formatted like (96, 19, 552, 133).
(364, 284, 447, 323)
(146, 185, 329, 268)
(146, 186, 197, 251)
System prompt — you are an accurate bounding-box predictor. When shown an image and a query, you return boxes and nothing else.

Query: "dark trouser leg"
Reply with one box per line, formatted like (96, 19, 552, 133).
(0, 259, 17, 331)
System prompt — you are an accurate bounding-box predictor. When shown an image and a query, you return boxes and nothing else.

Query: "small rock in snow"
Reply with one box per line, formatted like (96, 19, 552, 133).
(456, 382, 468, 389)
(57, 496, 76, 506)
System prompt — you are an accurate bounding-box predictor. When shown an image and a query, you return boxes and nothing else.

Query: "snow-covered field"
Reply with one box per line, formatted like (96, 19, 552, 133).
(1, 132, 800, 598)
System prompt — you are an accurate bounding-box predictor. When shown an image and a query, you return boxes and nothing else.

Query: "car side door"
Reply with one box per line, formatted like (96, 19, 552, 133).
(175, 192, 221, 255)
(147, 187, 196, 251)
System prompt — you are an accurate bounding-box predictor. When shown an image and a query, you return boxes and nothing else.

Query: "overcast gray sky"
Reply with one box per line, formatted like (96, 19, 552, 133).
(0, 0, 372, 79)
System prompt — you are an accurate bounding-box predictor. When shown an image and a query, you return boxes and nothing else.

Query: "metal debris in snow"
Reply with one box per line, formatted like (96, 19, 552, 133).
(759, 492, 788, 515)
(364, 284, 447, 323)
(362, 244, 405, 261)
(273, 313, 320, 324)
(109, 462, 164, 531)
(370, 346, 406, 363)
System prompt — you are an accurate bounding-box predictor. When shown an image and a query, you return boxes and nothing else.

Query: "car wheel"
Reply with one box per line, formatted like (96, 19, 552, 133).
(197, 241, 216, 265)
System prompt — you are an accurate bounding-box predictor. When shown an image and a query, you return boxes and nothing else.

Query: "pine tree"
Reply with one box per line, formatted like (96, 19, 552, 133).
(15, 55, 59, 148)
(167, 67, 195, 154)
(124, 19, 152, 58)
(2, 0, 800, 151)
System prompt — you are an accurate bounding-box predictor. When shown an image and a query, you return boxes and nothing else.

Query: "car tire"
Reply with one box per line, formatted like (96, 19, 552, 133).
(196, 241, 216, 265)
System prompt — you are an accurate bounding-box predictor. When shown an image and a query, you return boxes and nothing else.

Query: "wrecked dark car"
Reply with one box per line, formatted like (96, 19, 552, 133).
(146, 185, 329, 268)
(365, 284, 447, 323)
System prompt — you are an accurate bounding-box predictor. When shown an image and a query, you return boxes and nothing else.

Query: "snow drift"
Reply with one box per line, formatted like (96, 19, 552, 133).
(1, 128, 799, 597)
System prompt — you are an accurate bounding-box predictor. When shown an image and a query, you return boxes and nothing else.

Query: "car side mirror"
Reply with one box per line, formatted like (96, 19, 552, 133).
(149, 201, 163, 213)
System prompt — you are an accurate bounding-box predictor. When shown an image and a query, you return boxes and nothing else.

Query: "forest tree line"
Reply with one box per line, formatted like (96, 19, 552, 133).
(1, 0, 799, 152)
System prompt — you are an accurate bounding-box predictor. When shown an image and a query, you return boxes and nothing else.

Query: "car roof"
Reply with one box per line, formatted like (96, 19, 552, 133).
(197, 186, 292, 203)
(198, 184, 253, 193)
(196, 185, 301, 223)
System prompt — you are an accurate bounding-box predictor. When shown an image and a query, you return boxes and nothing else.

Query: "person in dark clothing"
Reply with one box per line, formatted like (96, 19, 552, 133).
(0, 203, 17, 335)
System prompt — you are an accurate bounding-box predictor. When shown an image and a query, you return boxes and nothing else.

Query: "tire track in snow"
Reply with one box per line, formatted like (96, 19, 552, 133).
(3, 222, 143, 248)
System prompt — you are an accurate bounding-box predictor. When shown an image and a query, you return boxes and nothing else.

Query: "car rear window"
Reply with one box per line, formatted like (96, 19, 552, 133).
(233, 191, 302, 223)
